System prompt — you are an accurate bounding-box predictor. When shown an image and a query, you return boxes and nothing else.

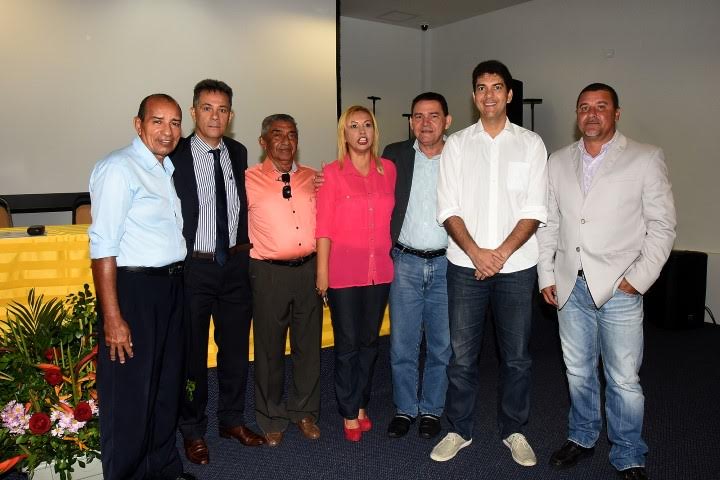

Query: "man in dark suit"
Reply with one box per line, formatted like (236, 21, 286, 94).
(173, 79, 265, 466)
(382, 92, 453, 440)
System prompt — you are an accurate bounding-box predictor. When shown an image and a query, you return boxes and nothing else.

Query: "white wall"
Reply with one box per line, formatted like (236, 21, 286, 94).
(340, 17, 423, 153)
(430, 0, 720, 254)
(341, 0, 720, 321)
(0, 0, 337, 198)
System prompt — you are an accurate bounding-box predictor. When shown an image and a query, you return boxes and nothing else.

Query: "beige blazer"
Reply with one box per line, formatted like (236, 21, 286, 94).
(537, 132, 676, 308)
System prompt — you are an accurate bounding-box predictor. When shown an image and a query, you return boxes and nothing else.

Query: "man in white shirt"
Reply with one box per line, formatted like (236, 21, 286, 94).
(430, 60, 547, 467)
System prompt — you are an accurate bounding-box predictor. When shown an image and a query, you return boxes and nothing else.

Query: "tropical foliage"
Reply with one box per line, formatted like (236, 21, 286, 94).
(0, 286, 99, 479)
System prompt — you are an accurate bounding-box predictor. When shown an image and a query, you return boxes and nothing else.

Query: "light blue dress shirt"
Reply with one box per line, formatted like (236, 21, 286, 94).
(89, 136, 186, 267)
(397, 140, 448, 251)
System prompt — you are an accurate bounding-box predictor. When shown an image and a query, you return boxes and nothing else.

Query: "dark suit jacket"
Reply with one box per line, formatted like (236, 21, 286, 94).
(382, 139, 416, 244)
(172, 134, 250, 260)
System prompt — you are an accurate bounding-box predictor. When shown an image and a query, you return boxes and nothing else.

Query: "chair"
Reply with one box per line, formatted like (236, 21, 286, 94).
(0, 197, 12, 228)
(72, 194, 92, 224)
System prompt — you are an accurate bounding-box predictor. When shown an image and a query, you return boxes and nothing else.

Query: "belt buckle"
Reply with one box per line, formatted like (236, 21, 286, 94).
(288, 257, 305, 267)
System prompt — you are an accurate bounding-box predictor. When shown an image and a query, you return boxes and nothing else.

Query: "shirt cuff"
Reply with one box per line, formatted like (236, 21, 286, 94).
(436, 207, 460, 226)
(89, 244, 119, 260)
(518, 206, 547, 224)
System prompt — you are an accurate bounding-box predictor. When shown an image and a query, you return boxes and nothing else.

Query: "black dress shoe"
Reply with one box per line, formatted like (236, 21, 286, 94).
(387, 414, 414, 438)
(617, 467, 648, 479)
(418, 414, 441, 439)
(549, 440, 595, 469)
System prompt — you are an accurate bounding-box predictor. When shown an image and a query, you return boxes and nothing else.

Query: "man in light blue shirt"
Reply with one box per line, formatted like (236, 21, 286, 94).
(89, 93, 194, 480)
(383, 92, 453, 440)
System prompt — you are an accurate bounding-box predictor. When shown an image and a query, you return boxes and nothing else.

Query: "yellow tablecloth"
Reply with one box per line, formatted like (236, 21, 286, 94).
(0, 225, 93, 315)
(0, 225, 390, 367)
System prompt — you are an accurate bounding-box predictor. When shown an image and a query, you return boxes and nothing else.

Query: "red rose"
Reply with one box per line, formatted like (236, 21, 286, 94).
(44, 368, 63, 386)
(74, 401, 93, 422)
(28, 412, 51, 435)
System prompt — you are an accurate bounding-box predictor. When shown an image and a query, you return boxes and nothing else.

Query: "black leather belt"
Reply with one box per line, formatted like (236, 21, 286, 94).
(262, 252, 316, 267)
(192, 243, 253, 261)
(118, 262, 184, 276)
(394, 243, 446, 259)
(578, 269, 584, 277)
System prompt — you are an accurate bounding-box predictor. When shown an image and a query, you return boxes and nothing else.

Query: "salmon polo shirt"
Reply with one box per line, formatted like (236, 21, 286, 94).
(315, 156, 396, 288)
(245, 159, 317, 260)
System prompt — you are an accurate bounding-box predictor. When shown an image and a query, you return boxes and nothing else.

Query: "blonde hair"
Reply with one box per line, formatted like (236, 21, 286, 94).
(336, 105, 383, 173)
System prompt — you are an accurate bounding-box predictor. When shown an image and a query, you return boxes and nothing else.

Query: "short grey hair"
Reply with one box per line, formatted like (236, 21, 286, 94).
(260, 114, 297, 137)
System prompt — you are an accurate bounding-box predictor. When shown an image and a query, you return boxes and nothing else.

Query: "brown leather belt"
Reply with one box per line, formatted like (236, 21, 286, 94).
(118, 262, 184, 276)
(262, 252, 316, 267)
(192, 243, 253, 261)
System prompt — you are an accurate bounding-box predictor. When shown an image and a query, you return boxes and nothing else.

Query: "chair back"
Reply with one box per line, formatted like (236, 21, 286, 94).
(0, 197, 12, 228)
(72, 194, 92, 224)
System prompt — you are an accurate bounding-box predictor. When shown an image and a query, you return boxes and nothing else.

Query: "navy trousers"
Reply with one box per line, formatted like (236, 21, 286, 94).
(327, 284, 390, 420)
(97, 268, 184, 480)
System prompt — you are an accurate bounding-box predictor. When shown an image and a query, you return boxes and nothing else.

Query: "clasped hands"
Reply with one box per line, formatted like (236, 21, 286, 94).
(471, 247, 508, 280)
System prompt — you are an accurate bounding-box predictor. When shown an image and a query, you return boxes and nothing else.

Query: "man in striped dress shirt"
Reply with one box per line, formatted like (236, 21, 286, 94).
(173, 79, 264, 466)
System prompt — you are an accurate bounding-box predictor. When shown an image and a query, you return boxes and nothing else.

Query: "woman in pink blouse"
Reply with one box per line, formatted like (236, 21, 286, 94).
(316, 105, 396, 442)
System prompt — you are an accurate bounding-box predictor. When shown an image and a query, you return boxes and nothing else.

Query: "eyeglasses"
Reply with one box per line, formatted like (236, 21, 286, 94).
(281, 172, 292, 199)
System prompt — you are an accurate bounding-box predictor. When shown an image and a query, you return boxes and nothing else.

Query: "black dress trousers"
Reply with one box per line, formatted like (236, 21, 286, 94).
(179, 251, 253, 439)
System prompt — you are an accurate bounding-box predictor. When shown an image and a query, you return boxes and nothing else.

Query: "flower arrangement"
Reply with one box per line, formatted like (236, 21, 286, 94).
(0, 286, 99, 480)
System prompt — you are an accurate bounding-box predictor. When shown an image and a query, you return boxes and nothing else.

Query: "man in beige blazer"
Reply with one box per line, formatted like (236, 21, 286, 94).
(537, 83, 675, 480)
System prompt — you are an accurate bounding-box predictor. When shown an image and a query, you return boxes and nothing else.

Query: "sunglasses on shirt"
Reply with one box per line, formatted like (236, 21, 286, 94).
(280, 172, 292, 199)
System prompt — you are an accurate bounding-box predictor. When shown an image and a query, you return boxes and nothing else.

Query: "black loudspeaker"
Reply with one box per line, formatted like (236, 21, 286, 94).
(508, 79, 523, 127)
(644, 250, 708, 329)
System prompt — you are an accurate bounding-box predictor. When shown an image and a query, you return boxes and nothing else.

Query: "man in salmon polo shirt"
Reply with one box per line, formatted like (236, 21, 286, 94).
(245, 114, 322, 447)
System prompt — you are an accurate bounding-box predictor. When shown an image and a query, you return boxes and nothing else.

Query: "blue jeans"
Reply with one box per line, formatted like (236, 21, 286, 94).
(389, 248, 451, 418)
(444, 262, 535, 440)
(558, 275, 648, 470)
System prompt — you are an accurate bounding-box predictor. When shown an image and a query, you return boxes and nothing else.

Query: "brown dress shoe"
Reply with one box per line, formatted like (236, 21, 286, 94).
(265, 431, 284, 447)
(219, 425, 265, 446)
(183, 438, 209, 465)
(296, 416, 321, 440)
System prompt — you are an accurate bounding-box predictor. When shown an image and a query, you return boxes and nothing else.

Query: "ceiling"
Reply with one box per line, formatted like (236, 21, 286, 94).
(340, 0, 533, 29)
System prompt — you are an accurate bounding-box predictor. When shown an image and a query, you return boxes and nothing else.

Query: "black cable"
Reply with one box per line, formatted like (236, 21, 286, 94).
(705, 306, 717, 325)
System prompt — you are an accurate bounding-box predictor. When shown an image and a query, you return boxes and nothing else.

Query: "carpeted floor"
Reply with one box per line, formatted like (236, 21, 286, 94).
(177, 302, 720, 480)
(6, 301, 720, 479)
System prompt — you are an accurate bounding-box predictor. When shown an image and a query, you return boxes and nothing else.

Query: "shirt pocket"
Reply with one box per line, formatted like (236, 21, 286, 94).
(506, 161, 530, 192)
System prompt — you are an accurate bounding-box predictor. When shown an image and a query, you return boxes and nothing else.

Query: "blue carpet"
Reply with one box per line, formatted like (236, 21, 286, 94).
(5, 303, 720, 479)
(179, 304, 720, 480)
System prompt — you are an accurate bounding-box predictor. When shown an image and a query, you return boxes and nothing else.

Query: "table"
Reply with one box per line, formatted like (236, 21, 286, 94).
(0, 225, 93, 317)
(0, 226, 390, 366)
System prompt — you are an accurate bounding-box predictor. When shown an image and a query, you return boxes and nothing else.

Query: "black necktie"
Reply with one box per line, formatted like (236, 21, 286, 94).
(211, 149, 229, 266)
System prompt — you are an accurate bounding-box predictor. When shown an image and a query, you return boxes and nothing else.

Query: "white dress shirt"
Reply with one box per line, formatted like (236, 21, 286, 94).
(437, 118, 548, 272)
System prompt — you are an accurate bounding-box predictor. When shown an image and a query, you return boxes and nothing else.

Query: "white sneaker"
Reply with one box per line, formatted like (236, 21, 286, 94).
(503, 433, 537, 466)
(430, 432, 472, 462)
